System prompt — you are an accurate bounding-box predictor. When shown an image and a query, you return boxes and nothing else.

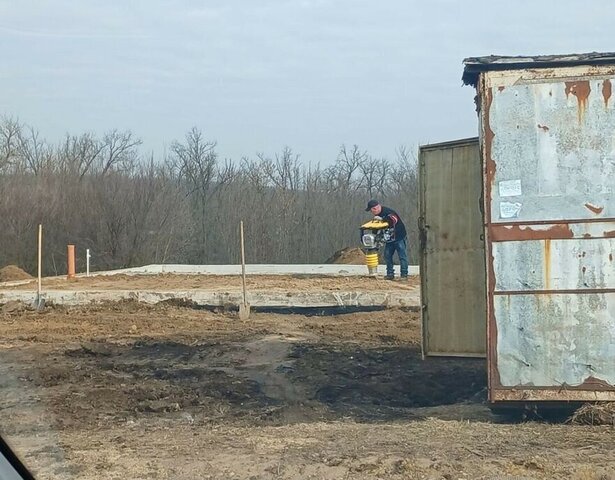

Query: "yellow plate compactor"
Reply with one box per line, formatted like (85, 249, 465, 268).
(359, 219, 393, 275)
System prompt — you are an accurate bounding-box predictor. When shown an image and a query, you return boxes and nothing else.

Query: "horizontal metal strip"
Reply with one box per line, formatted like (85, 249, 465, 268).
(491, 389, 615, 402)
(488, 217, 615, 227)
(493, 288, 615, 295)
(423, 352, 486, 359)
(489, 222, 615, 241)
(492, 381, 615, 391)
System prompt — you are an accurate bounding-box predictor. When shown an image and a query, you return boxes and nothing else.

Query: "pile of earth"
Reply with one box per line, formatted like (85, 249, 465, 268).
(0, 265, 33, 282)
(325, 247, 366, 264)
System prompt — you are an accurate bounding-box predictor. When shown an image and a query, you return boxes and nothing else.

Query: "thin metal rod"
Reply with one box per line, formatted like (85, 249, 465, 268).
(240, 221, 247, 305)
(37, 224, 42, 296)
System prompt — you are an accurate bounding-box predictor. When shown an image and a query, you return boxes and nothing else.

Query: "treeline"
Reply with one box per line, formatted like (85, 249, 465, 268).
(0, 117, 418, 275)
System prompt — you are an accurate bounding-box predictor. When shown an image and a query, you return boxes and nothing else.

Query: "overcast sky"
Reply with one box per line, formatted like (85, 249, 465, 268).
(1, 1, 613, 164)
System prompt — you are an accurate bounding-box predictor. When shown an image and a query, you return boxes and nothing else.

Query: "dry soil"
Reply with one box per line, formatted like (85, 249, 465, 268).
(0, 302, 613, 479)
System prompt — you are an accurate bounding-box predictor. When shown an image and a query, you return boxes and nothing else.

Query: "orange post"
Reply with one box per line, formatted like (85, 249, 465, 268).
(67, 245, 76, 279)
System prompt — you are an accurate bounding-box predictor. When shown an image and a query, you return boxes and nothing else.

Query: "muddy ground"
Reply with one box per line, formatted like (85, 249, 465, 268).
(3, 274, 419, 292)
(0, 303, 613, 479)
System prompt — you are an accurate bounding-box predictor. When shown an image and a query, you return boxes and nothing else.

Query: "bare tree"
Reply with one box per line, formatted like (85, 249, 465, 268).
(17, 125, 52, 175)
(170, 127, 217, 195)
(57, 133, 105, 180)
(0, 116, 21, 172)
(333, 144, 366, 192)
(388, 145, 418, 196)
(359, 156, 390, 198)
(260, 147, 301, 192)
(169, 127, 234, 260)
(100, 129, 142, 175)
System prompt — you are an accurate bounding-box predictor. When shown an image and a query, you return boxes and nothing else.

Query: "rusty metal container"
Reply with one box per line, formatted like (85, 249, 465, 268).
(463, 53, 615, 404)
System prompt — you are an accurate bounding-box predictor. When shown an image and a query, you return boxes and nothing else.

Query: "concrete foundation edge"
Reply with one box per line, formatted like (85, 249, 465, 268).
(0, 290, 421, 309)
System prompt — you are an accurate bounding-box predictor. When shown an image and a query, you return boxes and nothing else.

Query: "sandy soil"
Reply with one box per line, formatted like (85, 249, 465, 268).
(4, 274, 419, 292)
(0, 303, 613, 480)
(0, 265, 33, 282)
(324, 247, 367, 264)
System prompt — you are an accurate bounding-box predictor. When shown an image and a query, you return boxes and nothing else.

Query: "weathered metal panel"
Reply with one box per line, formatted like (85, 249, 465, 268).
(479, 64, 615, 402)
(419, 138, 486, 357)
(488, 77, 615, 223)
(494, 293, 615, 387)
(493, 238, 615, 291)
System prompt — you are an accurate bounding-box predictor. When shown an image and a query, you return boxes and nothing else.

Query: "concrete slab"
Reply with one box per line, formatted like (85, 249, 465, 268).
(0, 289, 420, 309)
(0, 264, 419, 289)
(90, 264, 420, 277)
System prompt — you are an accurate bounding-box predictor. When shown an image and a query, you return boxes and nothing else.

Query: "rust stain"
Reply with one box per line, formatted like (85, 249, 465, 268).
(581, 376, 615, 389)
(585, 203, 604, 214)
(497, 86, 505, 92)
(537, 124, 550, 132)
(544, 239, 551, 291)
(484, 87, 496, 187)
(481, 77, 499, 397)
(603, 79, 612, 108)
(605, 230, 615, 238)
(583, 233, 592, 238)
(491, 224, 574, 242)
(488, 248, 500, 391)
(565, 80, 591, 123)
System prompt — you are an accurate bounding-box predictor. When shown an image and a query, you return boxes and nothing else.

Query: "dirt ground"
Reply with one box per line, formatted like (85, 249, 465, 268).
(3, 273, 419, 292)
(0, 303, 613, 480)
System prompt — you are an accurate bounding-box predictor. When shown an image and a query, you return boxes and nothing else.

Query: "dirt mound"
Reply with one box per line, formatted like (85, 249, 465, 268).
(0, 265, 33, 282)
(325, 247, 366, 264)
(570, 403, 615, 425)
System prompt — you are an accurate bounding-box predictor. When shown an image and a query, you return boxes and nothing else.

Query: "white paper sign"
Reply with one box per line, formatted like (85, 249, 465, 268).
(499, 179, 522, 197)
(500, 202, 522, 219)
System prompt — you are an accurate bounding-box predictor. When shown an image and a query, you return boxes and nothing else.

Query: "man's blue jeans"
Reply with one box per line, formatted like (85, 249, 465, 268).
(384, 237, 408, 277)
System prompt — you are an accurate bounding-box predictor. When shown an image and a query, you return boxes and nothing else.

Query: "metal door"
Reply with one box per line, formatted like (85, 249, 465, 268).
(419, 138, 486, 357)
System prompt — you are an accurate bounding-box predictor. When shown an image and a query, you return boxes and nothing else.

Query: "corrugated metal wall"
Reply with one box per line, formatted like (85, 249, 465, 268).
(481, 65, 615, 402)
(419, 138, 486, 357)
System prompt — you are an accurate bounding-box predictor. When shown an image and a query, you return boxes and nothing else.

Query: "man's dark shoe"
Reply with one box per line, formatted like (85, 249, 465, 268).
(384, 275, 394, 280)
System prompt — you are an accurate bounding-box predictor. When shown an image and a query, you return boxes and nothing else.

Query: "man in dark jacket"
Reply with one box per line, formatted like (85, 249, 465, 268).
(365, 199, 408, 280)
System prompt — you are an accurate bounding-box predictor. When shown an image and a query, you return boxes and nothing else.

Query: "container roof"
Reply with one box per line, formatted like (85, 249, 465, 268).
(462, 51, 615, 87)
(419, 137, 478, 152)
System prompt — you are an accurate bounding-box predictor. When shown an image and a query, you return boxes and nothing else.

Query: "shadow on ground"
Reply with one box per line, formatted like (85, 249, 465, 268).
(18, 334, 490, 428)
